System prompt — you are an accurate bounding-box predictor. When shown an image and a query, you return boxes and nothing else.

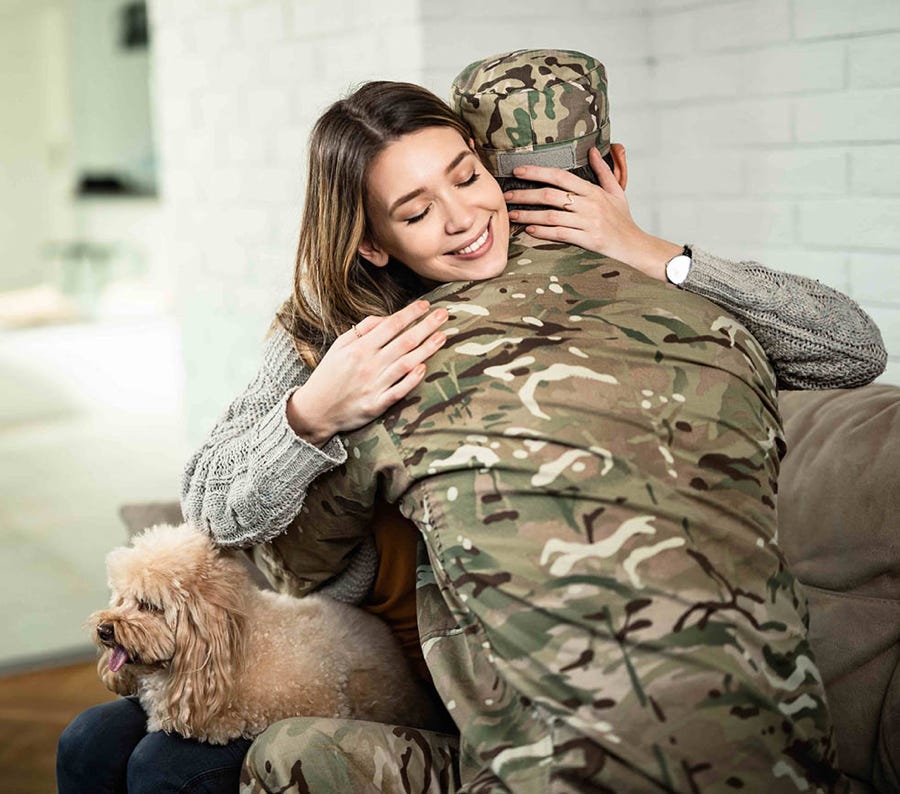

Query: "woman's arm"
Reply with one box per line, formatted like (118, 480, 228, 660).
(180, 325, 346, 548)
(182, 301, 448, 548)
(503, 150, 887, 390)
(681, 248, 886, 390)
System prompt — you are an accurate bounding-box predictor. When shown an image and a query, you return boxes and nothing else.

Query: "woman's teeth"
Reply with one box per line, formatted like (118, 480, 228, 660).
(455, 226, 489, 255)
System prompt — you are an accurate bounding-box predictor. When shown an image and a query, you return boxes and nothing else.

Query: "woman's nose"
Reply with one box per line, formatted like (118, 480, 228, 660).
(444, 195, 475, 235)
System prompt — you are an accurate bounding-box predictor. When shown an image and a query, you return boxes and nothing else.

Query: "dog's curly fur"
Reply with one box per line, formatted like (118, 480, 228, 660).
(88, 523, 434, 744)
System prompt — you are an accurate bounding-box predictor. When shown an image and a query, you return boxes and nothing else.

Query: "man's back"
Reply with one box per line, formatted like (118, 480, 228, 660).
(382, 231, 781, 546)
(274, 234, 840, 790)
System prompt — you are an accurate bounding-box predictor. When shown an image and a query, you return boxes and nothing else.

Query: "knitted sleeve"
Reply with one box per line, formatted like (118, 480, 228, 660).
(684, 248, 887, 391)
(180, 325, 348, 548)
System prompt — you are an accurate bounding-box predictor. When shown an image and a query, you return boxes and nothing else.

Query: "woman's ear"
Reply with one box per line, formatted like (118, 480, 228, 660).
(358, 239, 390, 268)
(609, 143, 628, 191)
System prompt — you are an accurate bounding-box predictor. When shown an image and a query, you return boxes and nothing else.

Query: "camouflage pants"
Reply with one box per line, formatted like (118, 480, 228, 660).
(240, 717, 460, 793)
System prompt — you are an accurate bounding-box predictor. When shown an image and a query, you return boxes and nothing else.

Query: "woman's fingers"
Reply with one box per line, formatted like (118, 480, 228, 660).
(305, 302, 449, 436)
(379, 309, 448, 385)
(508, 208, 586, 229)
(360, 299, 431, 349)
(589, 146, 623, 195)
(335, 312, 383, 347)
(379, 363, 428, 407)
(351, 304, 449, 397)
(504, 164, 594, 210)
(380, 306, 448, 360)
(504, 148, 622, 209)
(505, 185, 579, 209)
(524, 224, 585, 246)
(352, 314, 384, 337)
(503, 188, 541, 208)
(510, 164, 589, 193)
(381, 328, 448, 389)
(515, 187, 587, 210)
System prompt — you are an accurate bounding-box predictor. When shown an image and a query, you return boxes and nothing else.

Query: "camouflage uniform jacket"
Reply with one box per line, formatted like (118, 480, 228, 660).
(256, 234, 842, 790)
(183, 245, 885, 577)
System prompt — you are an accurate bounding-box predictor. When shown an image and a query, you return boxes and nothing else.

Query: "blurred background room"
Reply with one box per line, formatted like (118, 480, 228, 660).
(1, 0, 898, 790)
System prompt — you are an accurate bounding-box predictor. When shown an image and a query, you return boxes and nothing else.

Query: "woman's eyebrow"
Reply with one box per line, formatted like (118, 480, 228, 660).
(444, 149, 471, 174)
(389, 150, 473, 215)
(390, 188, 425, 215)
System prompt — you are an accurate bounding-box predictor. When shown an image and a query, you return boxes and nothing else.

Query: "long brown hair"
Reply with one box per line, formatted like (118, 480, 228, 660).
(276, 81, 472, 367)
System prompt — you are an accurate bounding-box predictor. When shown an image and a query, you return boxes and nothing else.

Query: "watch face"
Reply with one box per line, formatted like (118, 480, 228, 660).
(666, 254, 691, 285)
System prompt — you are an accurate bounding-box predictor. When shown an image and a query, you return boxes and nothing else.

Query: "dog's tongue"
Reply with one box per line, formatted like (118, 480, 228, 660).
(109, 645, 129, 673)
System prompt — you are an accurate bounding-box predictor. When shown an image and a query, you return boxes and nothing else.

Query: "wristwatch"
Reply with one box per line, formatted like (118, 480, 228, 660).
(665, 245, 693, 286)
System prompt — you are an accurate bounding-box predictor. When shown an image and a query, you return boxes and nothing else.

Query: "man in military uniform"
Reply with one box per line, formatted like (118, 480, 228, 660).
(243, 51, 843, 793)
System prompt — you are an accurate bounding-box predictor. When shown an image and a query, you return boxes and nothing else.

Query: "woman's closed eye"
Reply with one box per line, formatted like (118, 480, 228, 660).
(403, 172, 481, 225)
(405, 206, 430, 225)
(459, 171, 480, 187)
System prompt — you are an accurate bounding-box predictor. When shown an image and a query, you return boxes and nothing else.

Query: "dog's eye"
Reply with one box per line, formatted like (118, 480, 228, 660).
(137, 599, 161, 613)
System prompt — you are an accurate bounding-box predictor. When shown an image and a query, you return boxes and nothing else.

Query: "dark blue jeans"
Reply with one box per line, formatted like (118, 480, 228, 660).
(56, 697, 253, 793)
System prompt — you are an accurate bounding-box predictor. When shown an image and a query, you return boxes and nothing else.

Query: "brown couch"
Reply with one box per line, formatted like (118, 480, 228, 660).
(121, 383, 900, 791)
(778, 384, 900, 793)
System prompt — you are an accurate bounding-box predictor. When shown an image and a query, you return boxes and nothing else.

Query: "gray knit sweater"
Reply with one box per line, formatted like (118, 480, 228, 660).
(181, 248, 886, 602)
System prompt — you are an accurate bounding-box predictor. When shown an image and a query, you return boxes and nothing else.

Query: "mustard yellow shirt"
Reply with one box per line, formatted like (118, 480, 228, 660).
(361, 499, 430, 684)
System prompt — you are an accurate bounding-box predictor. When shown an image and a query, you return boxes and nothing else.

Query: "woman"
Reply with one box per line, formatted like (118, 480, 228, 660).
(58, 79, 884, 794)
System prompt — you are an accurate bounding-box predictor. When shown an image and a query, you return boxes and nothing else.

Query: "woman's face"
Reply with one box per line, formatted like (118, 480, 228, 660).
(359, 126, 510, 284)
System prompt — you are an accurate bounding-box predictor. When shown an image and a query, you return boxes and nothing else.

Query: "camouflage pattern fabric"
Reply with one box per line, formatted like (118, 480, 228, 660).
(256, 232, 843, 792)
(451, 49, 610, 177)
(240, 717, 460, 793)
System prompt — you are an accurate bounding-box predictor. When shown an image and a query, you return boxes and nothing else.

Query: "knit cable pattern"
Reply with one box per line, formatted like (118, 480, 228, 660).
(686, 248, 886, 390)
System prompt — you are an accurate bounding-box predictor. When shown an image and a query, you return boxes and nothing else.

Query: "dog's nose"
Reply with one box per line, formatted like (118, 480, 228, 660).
(97, 623, 114, 643)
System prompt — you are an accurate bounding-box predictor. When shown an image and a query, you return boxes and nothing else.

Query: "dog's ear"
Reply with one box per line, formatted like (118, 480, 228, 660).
(163, 557, 248, 737)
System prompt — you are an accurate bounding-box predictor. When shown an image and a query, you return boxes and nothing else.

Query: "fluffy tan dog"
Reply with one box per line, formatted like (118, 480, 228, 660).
(88, 523, 433, 744)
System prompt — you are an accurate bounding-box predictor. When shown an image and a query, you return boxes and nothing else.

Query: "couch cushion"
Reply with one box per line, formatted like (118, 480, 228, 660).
(119, 501, 184, 536)
(118, 501, 272, 590)
(778, 384, 900, 792)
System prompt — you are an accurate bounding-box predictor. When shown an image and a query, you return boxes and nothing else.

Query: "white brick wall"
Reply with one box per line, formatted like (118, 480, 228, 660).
(796, 89, 900, 142)
(150, 0, 900, 439)
(793, 0, 900, 40)
(747, 151, 847, 196)
(150, 0, 428, 440)
(693, 0, 791, 51)
(743, 41, 845, 95)
(852, 145, 900, 194)
(645, 0, 900, 385)
(849, 32, 900, 88)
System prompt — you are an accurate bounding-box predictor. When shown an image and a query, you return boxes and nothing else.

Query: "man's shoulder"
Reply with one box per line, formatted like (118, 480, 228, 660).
(417, 235, 625, 307)
(509, 231, 621, 267)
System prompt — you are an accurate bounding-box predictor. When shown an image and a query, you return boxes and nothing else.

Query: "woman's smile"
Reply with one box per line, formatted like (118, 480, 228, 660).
(449, 218, 493, 259)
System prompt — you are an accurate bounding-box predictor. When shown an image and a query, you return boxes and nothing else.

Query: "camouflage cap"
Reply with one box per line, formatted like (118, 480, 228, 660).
(451, 49, 609, 178)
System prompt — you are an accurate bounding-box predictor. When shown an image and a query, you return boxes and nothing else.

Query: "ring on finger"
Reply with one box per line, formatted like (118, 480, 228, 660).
(563, 192, 576, 209)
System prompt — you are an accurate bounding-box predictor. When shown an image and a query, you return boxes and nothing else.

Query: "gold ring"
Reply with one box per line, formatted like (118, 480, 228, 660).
(563, 192, 575, 208)
(352, 324, 362, 338)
